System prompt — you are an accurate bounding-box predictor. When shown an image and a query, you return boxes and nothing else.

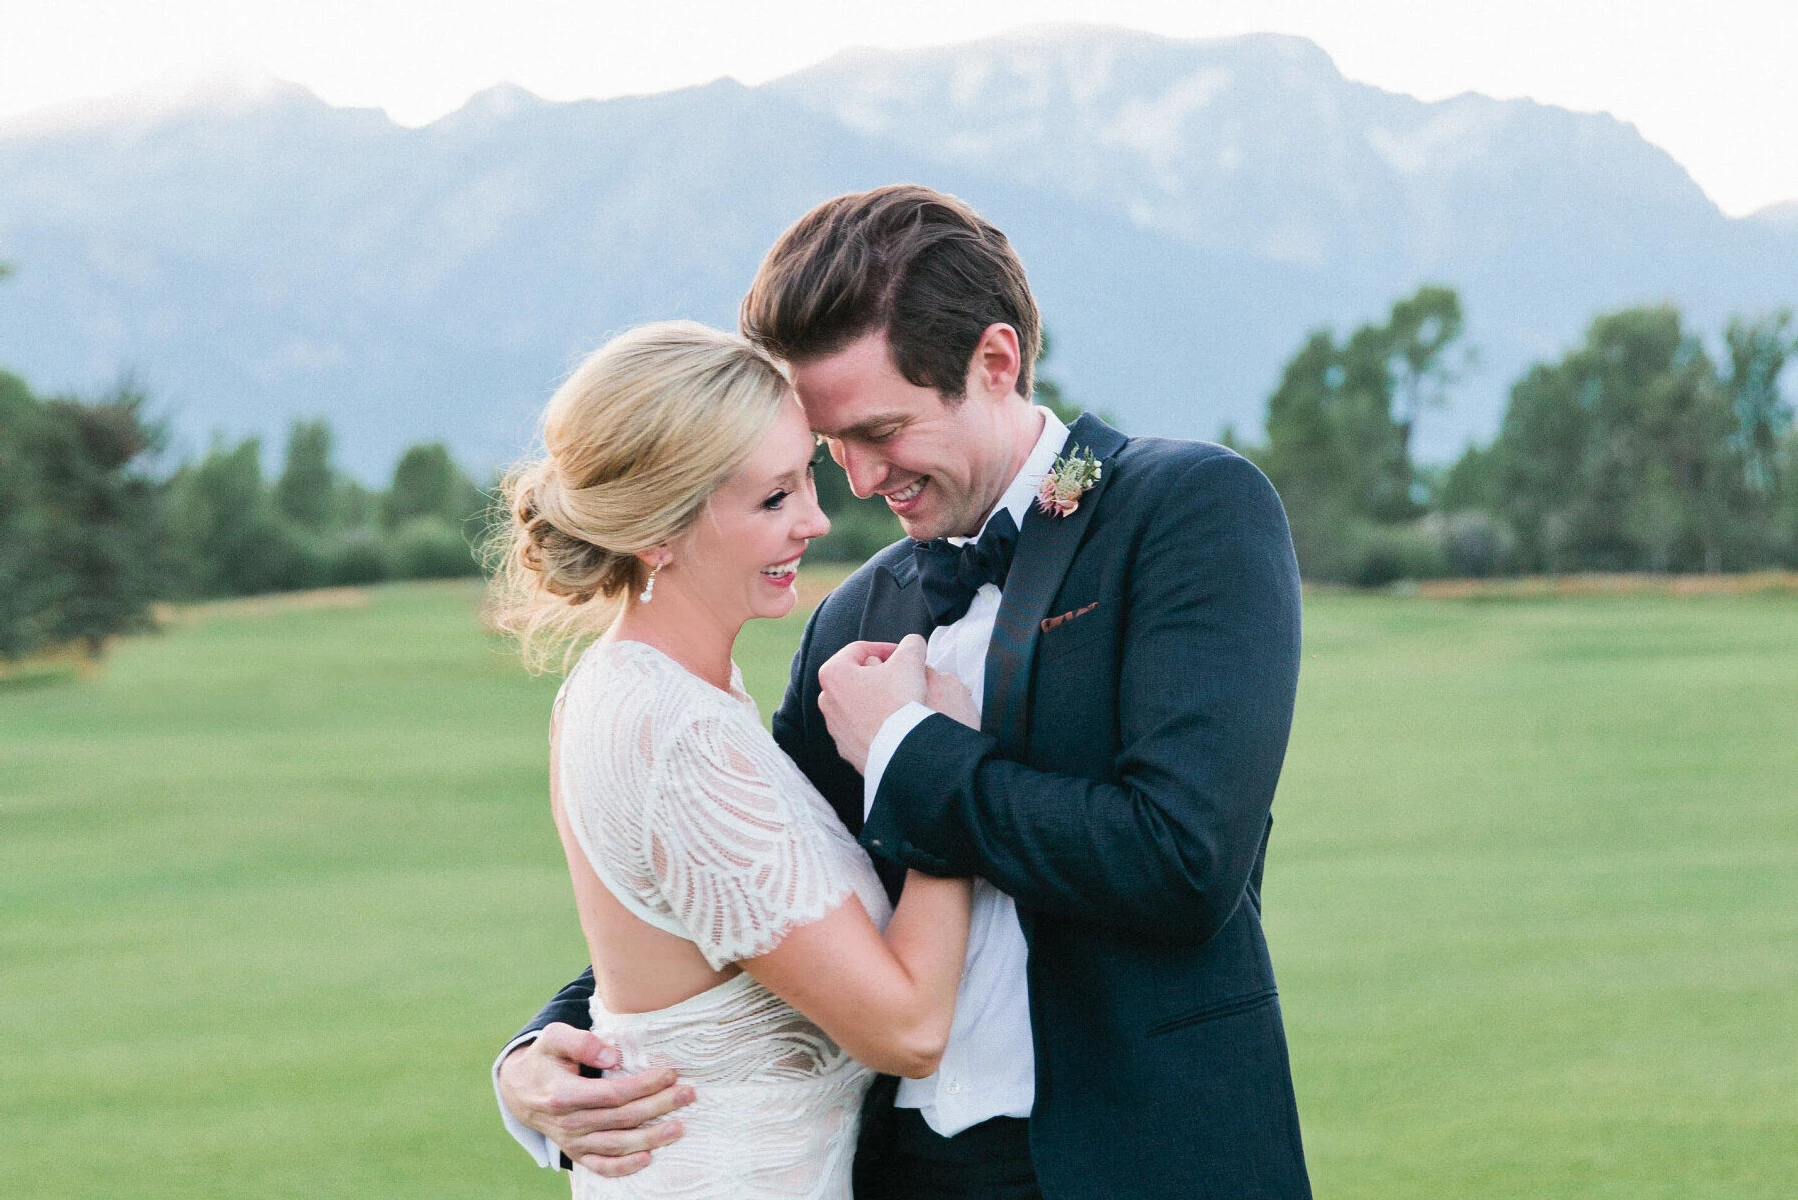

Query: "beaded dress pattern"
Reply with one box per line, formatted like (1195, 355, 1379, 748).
(555, 641, 894, 1200)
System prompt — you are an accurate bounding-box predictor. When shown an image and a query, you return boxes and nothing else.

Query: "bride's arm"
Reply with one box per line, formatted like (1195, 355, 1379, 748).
(742, 664, 979, 1078)
(645, 651, 978, 1078)
(743, 872, 972, 1078)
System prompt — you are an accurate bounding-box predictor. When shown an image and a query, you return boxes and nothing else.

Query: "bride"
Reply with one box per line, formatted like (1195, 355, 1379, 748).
(488, 321, 975, 1199)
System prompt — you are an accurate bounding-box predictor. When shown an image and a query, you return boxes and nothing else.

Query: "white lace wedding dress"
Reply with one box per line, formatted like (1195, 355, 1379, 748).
(554, 640, 894, 1200)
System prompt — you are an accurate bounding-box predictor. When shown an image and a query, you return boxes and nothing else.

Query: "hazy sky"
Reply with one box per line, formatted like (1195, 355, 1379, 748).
(3, 0, 1794, 216)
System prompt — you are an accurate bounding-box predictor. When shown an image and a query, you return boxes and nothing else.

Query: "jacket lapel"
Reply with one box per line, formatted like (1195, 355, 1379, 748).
(857, 552, 935, 644)
(982, 413, 1128, 757)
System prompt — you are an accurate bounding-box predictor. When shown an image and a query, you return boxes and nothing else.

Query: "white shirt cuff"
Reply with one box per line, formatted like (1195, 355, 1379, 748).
(494, 1033, 564, 1169)
(863, 700, 935, 820)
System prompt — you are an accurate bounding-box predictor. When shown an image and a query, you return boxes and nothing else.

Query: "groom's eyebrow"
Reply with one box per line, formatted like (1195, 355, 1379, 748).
(812, 412, 909, 440)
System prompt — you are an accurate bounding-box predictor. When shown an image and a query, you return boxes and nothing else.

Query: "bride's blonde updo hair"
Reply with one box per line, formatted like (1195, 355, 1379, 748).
(488, 321, 791, 670)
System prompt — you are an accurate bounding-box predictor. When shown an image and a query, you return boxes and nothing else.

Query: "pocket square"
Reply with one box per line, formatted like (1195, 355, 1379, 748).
(1040, 600, 1100, 633)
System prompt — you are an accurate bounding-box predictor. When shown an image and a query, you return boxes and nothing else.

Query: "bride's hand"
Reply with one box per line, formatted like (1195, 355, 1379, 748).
(925, 667, 979, 729)
(819, 634, 929, 772)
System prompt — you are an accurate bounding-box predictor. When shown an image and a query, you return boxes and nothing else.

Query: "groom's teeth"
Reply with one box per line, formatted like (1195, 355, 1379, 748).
(889, 480, 925, 503)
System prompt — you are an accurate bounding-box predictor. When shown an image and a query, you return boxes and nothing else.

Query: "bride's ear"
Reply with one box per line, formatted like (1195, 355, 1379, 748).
(634, 547, 671, 572)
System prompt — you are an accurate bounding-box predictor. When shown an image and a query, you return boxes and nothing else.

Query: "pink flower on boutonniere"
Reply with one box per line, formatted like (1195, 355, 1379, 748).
(1035, 446, 1102, 517)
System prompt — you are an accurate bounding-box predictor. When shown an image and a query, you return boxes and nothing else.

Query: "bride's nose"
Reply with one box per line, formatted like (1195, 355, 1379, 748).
(794, 488, 830, 541)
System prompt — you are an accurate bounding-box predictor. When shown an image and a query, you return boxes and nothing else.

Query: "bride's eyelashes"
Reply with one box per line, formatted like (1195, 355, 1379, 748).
(762, 454, 820, 510)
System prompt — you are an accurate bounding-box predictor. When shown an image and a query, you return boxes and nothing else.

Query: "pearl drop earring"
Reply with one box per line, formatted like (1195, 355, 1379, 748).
(640, 561, 663, 604)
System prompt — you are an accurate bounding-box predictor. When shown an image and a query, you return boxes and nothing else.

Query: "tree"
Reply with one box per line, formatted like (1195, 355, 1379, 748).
(1253, 287, 1463, 577)
(1775, 428, 1798, 566)
(1490, 360, 1595, 569)
(170, 436, 320, 595)
(33, 385, 172, 655)
(1384, 286, 1466, 457)
(276, 419, 338, 531)
(1488, 305, 1746, 573)
(0, 371, 56, 659)
(385, 441, 485, 529)
(0, 372, 173, 659)
(1723, 310, 1797, 495)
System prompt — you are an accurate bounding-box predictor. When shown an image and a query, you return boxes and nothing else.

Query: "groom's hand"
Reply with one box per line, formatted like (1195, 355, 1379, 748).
(498, 1023, 694, 1176)
(819, 634, 928, 772)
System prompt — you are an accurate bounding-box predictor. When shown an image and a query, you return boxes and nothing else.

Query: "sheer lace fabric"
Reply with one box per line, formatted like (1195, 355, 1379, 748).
(555, 641, 893, 1199)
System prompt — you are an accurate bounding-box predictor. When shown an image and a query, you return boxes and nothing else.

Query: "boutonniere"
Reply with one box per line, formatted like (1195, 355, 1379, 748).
(1035, 445, 1102, 518)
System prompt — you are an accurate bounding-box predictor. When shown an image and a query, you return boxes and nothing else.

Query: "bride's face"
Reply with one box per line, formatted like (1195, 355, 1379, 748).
(669, 396, 830, 624)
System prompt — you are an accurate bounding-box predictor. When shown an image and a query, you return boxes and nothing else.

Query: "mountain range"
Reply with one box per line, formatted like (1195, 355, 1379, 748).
(2, 25, 1794, 479)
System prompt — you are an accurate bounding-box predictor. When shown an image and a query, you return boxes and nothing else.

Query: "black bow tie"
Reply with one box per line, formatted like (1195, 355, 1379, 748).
(913, 508, 1020, 627)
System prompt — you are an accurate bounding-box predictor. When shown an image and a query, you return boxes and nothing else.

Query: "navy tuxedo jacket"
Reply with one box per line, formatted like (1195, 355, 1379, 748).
(512, 415, 1311, 1199)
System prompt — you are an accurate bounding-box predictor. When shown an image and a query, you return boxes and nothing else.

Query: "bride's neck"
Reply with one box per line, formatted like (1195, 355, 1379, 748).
(608, 591, 739, 692)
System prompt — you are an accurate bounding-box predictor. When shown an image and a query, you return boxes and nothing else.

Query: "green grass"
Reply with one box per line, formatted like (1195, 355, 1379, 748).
(2, 581, 1793, 1197)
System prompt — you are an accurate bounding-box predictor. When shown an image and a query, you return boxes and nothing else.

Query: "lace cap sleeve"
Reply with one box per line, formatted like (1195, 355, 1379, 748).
(646, 699, 863, 969)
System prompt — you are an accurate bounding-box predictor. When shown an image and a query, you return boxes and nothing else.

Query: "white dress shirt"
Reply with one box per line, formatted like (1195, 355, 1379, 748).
(496, 406, 1069, 1162)
(494, 1030, 561, 1167)
(861, 405, 1067, 1137)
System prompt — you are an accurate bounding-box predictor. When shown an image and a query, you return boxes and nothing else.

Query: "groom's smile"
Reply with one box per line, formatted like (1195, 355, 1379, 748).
(878, 475, 929, 519)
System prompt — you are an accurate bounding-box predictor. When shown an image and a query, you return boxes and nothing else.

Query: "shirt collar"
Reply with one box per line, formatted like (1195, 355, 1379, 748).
(952, 406, 1070, 546)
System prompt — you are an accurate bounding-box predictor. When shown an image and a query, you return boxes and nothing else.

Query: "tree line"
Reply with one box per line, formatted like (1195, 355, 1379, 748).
(1241, 292, 1798, 585)
(0, 369, 487, 661)
(3, 292, 1794, 662)
(0, 331, 1095, 660)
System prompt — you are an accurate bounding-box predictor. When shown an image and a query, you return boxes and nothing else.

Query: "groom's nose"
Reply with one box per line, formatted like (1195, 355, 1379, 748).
(838, 442, 887, 499)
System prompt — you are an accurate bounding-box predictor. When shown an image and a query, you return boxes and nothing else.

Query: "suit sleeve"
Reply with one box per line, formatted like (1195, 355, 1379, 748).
(510, 966, 598, 1042)
(771, 594, 826, 769)
(860, 453, 1302, 944)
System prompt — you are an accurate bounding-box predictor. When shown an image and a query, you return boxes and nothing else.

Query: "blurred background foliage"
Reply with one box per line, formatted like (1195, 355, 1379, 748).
(1238, 291, 1798, 587)
(3, 263, 1796, 662)
(1, 371, 491, 663)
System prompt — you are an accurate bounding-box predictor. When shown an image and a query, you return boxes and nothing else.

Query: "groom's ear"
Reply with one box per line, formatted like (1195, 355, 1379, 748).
(965, 323, 1022, 403)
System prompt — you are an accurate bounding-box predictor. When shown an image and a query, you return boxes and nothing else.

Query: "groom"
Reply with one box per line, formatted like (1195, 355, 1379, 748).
(496, 185, 1310, 1198)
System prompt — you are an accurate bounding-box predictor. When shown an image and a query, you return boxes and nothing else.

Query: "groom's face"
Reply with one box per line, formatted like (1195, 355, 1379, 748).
(791, 329, 1023, 542)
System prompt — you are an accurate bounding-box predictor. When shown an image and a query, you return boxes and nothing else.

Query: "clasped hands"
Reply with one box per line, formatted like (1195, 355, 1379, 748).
(818, 633, 979, 771)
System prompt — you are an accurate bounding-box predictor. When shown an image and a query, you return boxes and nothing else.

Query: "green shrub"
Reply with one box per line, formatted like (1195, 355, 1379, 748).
(1426, 510, 1518, 578)
(1336, 520, 1450, 588)
(388, 517, 481, 580)
(327, 531, 392, 586)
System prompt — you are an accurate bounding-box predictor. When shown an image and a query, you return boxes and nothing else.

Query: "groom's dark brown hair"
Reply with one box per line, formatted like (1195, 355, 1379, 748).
(740, 184, 1041, 401)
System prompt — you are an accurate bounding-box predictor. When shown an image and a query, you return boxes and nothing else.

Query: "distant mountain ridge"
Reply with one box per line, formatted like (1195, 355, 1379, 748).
(1, 25, 1793, 478)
